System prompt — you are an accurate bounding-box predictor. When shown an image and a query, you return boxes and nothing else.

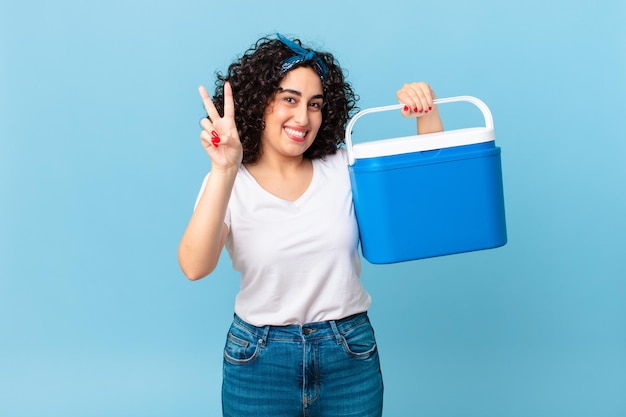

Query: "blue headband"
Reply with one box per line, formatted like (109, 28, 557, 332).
(276, 33, 328, 83)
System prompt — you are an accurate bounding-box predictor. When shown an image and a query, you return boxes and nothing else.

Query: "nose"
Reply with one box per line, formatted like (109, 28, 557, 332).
(293, 102, 309, 126)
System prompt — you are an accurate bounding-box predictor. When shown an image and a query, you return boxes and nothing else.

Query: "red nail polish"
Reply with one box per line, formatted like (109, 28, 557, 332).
(210, 131, 220, 148)
(403, 105, 409, 112)
(413, 108, 418, 113)
(429, 106, 432, 111)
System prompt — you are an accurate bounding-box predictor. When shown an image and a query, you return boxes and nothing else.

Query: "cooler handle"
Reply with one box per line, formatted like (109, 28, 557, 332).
(345, 96, 493, 165)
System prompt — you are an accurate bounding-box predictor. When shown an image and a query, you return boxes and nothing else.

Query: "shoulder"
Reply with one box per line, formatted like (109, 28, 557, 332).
(316, 147, 349, 168)
(312, 148, 351, 187)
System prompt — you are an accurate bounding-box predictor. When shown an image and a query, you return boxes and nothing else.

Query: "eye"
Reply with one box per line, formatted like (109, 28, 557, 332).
(282, 96, 297, 104)
(309, 101, 323, 111)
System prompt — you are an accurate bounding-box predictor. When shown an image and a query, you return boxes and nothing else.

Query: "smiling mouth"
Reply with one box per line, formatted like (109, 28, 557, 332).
(285, 127, 308, 141)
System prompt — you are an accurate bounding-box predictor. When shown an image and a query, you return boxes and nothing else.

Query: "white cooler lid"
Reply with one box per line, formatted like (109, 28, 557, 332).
(351, 127, 495, 159)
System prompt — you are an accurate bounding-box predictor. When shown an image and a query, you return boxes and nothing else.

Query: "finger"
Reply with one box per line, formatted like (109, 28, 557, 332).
(416, 83, 434, 112)
(407, 83, 431, 114)
(200, 129, 220, 148)
(400, 86, 423, 114)
(200, 128, 213, 144)
(198, 85, 221, 122)
(199, 116, 213, 132)
(400, 100, 415, 117)
(397, 85, 417, 116)
(222, 82, 235, 119)
(199, 117, 222, 149)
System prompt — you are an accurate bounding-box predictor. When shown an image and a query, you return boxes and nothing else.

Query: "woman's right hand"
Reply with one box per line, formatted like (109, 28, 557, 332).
(198, 82, 243, 172)
(179, 82, 241, 280)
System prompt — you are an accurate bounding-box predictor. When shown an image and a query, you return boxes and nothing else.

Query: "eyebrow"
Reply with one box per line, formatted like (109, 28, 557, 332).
(277, 88, 324, 100)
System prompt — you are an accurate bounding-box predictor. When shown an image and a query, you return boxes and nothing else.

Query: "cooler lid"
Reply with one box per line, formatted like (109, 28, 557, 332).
(351, 127, 495, 159)
(345, 96, 495, 165)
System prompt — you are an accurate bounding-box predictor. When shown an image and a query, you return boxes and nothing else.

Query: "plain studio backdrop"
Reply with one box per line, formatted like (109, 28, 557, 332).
(1, 1, 624, 416)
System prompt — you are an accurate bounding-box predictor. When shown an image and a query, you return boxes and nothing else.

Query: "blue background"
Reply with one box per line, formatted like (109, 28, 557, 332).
(2, 0, 624, 416)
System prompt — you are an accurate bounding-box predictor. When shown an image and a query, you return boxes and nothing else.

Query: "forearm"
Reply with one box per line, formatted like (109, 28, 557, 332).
(178, 168, 237, 280)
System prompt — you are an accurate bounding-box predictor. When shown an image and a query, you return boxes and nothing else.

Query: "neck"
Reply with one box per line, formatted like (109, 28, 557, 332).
(249, 151, 309, 175)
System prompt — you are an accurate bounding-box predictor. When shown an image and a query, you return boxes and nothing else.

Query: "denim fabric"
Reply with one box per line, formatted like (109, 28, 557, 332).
(222, 312, 384, 417)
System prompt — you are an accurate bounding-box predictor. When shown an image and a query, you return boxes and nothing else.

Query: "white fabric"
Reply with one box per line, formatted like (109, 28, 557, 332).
(195, 148, 370, 326)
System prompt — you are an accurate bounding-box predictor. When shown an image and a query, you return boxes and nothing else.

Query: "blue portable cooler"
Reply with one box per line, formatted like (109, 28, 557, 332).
(345, 96, 507, 264)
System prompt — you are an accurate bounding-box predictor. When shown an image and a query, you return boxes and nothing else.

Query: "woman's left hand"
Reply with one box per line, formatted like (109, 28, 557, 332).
(397, 81, 443, 134)
(396, 82, 436, 118)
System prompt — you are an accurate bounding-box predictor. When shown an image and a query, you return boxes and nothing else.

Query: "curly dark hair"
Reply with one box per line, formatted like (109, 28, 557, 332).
(211, 35, 359, 164)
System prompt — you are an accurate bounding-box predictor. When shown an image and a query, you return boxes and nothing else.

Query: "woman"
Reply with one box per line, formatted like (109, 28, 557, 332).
(178, 33, 443, 417)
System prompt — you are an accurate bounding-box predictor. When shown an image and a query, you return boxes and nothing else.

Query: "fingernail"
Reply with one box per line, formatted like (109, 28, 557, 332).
(211, 131, 221, 148)
(429, 106, 432, 111)
(413, 108, 418, 113)
(403, 105, 409, 112)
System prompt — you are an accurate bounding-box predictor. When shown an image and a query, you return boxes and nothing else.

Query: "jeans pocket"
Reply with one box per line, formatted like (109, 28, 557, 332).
(340, 319, 378, 359)
(223, 323, 262, 365)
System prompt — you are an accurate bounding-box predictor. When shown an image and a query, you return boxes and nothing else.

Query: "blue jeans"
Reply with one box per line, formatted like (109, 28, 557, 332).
(222, 312, 384, 417)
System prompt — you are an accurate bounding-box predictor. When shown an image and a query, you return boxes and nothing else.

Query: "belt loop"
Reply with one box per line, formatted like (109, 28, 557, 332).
(329, 320, 343, 345)
(260, 325, 270, 346)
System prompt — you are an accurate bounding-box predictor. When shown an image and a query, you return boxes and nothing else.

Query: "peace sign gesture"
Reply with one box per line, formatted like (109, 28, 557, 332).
(198, 82, 243, 172)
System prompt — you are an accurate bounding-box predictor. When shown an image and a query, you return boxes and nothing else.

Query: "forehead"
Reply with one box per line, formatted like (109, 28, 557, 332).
(278, 66, 323, 95)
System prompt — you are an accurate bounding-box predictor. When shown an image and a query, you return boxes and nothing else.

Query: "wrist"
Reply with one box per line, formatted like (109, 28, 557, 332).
(417, 107, 443, 134)
(210, 164, 240, 178)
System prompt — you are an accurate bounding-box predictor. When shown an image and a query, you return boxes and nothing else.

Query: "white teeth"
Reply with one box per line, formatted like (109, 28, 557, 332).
(285, 128, 306, 138)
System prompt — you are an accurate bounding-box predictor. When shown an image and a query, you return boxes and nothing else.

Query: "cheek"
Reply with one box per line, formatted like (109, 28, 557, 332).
(311, 113, 323, 131)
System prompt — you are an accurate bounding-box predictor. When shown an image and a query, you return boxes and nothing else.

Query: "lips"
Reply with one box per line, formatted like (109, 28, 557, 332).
(284, 127, 308, 142)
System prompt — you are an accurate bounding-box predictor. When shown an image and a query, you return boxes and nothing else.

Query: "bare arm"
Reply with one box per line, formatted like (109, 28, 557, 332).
(178, 83, 243, 280)
(178, 170, 236, 280)
(396, 82, 444, 134)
